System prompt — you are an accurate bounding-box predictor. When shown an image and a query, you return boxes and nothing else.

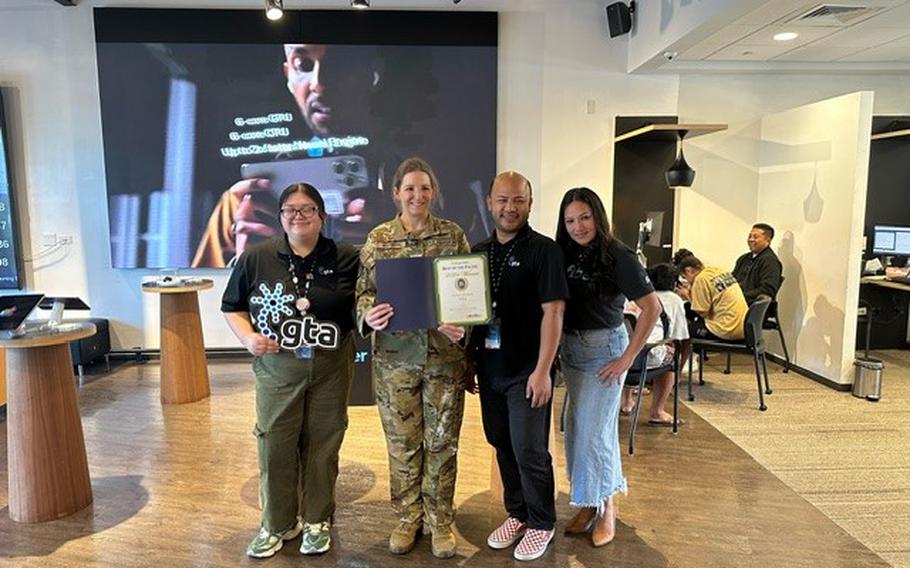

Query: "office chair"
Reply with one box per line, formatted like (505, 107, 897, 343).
(689, 297, 773, 411)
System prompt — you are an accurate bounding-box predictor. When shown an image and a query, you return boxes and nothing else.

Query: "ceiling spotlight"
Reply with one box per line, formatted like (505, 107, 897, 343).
(773, 32, 799, 41)
(666, 132, 696, 189)
(351, 0, 370, 8)
(265, 0, 283, 20)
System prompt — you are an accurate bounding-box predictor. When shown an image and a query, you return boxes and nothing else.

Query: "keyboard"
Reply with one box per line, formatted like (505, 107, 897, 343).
(885, 275, 910, 285)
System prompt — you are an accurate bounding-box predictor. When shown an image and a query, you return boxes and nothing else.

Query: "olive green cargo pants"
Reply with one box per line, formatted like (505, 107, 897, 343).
(252, 333, 354, 532)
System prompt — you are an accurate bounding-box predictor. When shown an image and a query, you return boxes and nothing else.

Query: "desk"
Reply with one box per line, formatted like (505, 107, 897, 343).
(1, 322, 96, 522)
(142, 280, 213, 404)
(860, 276, 910, 345)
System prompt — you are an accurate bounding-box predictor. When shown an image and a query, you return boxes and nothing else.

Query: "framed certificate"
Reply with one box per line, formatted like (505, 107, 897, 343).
(375, 254, 492, 331)
(433, 254, 491, 326)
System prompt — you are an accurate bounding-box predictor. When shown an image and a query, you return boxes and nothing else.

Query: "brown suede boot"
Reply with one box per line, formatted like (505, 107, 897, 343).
(430, 525, 457, 558)
(389, 520, 422, 554)
(564, 507, 596, 535)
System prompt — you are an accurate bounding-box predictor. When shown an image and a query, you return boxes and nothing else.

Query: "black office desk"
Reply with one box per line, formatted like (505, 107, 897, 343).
(859, 276, 910, 349)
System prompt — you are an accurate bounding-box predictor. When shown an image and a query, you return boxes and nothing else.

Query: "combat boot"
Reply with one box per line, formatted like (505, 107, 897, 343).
(430, 525, 456, 558)
(389, 520, 422, 554)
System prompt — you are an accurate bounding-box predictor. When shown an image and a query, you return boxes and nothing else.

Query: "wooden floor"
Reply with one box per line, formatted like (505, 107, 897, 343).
(0, 358, 890, 567)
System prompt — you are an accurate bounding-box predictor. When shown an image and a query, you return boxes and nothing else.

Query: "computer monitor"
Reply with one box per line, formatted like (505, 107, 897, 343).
(644, 211, 665, 247)
(0, 294, 43, 331)
(872, 225, 910, 256)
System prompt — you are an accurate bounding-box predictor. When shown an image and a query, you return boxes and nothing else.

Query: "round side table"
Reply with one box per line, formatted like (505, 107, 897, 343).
(1, 322, 96, 522)
(142, 280, 213, 404)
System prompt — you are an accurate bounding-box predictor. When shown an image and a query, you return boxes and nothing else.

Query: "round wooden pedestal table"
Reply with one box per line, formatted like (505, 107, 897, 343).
(142, 279, 214, 404)
(1, 322, 96, 523)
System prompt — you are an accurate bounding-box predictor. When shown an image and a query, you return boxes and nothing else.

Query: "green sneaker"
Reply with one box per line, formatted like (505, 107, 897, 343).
(246, 520, 303, 558)
(300, 521, 332, 555)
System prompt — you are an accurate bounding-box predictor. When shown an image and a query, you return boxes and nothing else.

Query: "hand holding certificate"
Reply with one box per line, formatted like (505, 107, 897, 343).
(375, 254, 491, 332)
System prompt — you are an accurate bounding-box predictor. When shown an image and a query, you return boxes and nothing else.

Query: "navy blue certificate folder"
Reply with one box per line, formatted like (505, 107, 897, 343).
(375, 257, 437, 332)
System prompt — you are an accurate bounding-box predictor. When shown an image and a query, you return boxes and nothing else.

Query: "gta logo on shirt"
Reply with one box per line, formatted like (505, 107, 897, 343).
(711, 272, 738, 293)
(249, 281, 339, 350)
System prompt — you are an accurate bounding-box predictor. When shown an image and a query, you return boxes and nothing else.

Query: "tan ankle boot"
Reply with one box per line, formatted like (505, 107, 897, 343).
(564, 507, 596, 535)
(389, 520, 422, 554)
(592, 500, 616, 547)
(430, 525, 457, 558)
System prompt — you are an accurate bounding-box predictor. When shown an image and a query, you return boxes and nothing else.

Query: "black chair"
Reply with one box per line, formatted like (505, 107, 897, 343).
(689, 297, 772, 411)
(624, 312, 680, 455)
(724, 298, 790, 374)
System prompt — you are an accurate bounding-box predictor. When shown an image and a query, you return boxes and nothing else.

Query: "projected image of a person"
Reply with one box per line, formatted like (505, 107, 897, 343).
(193, 44, 384, 267)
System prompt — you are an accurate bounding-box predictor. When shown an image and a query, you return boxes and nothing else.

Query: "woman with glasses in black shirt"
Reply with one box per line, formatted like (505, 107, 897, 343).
(222, 183, 359, 559)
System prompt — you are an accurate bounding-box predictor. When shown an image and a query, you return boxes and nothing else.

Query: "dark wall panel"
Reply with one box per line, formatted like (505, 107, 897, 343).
(612, 116, 678, 265)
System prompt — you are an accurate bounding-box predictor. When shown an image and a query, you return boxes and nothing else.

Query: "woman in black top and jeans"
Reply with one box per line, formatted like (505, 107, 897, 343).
(556, 187, 661, 547)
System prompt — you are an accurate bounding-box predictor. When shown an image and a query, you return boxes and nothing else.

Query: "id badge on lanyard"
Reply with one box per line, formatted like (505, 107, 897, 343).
(485, 318, 502, 350)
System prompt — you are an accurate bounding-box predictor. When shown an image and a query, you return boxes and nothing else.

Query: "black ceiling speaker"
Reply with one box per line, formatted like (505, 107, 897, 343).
(606, 1, 635, 38)
(666, 133, 696, 188)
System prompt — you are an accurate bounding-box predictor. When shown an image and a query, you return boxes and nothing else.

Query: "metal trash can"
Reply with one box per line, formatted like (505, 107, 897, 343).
(852, 358, 884, 401)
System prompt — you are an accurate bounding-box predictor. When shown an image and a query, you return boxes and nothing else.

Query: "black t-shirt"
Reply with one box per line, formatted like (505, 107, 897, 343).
(221, 234, 360, 343)
(564, 239, 654, 330)
(470, 224, 569, 379)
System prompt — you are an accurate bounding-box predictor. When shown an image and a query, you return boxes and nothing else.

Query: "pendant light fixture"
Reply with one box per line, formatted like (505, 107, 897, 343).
(666, 130, 695, 188)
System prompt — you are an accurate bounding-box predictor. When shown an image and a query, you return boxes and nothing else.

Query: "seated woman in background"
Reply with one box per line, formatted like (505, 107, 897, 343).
(674, 251, 748, 341)
(621, 263, 690, 426)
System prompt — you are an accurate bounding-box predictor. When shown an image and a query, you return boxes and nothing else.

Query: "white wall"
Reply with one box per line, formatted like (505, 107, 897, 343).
(677, 75, 910, 269)
(758, 92, 873, 385)
(0, 1, 679, 350)
(676, 75, 899, 384)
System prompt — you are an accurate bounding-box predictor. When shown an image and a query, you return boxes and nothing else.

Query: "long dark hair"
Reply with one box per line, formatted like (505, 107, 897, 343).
(556, 187, 618, 295)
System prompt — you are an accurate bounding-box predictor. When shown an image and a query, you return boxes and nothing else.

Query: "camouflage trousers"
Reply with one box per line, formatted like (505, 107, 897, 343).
(374, 358, 467, 529)
(252, 333, 354, 532)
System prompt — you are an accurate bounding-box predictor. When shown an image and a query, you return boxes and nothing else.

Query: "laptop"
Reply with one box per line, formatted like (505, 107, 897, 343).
(0, 294, 44, 333)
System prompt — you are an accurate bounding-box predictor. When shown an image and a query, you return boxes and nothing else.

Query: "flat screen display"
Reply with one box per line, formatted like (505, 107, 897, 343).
(872, 224, 910, 256)
(95, 9, 498, 268)
(0, 90, 23, 289)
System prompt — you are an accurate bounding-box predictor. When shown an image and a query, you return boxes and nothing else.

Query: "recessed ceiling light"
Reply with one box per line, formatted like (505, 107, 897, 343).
(773, 32, 799, 41)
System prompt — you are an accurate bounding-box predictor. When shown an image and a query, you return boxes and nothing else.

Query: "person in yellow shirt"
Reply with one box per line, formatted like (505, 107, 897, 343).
(676, 253, 747, 341)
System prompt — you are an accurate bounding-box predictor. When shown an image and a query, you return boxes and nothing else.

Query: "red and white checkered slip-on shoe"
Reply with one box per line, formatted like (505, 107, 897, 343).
(513, 528, 554, 561)
(487, 517, 527, 549)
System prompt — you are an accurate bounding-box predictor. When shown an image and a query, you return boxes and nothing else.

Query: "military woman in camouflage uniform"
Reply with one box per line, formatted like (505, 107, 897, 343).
(356, 157, 471, 558)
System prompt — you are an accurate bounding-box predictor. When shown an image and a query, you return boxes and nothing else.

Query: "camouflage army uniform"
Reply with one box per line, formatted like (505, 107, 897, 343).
(356, 214, 470, 530)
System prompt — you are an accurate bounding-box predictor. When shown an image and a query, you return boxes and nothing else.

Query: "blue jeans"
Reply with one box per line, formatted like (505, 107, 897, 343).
(561, 325, 628, 510)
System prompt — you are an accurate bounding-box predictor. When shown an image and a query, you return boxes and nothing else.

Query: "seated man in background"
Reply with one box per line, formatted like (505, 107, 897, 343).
(676, 253, 748, 341)
(732, 223, 782, 304)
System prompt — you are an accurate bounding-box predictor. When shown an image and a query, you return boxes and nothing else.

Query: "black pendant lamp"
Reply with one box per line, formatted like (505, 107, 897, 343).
(666, 130, 696, 188)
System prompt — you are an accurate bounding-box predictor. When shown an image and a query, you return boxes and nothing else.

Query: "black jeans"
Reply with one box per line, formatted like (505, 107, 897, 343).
(479, 374, 556, 530)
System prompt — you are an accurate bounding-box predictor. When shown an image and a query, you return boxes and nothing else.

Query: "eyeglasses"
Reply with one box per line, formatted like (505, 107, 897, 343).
(280, 205, 319, 219)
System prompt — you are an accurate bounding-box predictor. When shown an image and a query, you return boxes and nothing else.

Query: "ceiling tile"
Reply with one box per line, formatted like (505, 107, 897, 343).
(839, 43, 910, 61)
(706, 43, 795, 61)
(738, 25, 836, 47)
(773, 45, 867, 61)
(813, 25, 910, 48)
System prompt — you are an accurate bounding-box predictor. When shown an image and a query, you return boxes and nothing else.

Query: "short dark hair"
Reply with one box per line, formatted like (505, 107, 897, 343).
(677, 253, 704, 272)
(647, 263, 679, 292)
(278, 182, 327, 222)
(753, 223, 775, 240)
(672, 248, 695, 266)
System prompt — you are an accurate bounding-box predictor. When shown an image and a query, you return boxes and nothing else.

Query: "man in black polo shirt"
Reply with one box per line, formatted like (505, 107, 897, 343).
(732, 222, 783, 304)
(469, 171, 569, 561)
